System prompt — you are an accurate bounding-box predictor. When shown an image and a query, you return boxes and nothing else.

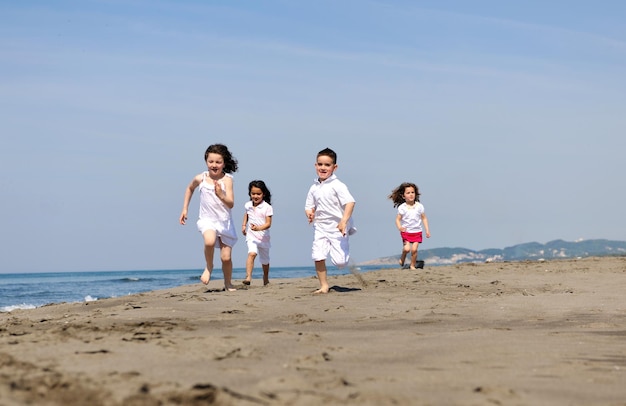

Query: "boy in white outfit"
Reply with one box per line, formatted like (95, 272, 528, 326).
(305, 147, 356, 294)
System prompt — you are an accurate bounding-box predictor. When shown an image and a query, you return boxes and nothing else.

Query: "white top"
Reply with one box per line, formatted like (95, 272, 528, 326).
(305, 174, 355, 233)
(198, 172, 232, 222)
(398, 202, 425, 233)
(244, 200, 273, 247)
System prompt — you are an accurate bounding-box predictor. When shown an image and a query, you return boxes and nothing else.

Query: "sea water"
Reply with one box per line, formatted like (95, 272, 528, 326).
(0, 265, 395, 312)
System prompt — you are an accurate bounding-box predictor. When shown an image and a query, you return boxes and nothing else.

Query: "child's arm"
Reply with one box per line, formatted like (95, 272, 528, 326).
(180, 174, 202, 225)
(395, 213, 404, 232)
(215, 175, 235, 209)
(305, 188, 316, 223)
(305, 208, 315, 223)
(337, 202, 355, 236)
(421, 212, 430, 238)
(242, 213, 248, 235)
(251, 215, 272, 231)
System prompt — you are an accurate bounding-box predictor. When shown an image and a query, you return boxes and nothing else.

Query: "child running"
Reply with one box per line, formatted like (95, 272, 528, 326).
(305, 147, 356, 294)
(241, 180, 273, 286)
(388, 182, 431, 270)
(179, 144, 239, 291)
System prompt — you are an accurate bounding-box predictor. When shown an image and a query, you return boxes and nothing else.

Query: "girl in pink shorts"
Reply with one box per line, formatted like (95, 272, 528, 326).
(388, 182, 431, 270)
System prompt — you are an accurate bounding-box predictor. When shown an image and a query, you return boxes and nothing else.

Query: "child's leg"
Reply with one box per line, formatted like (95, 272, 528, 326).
(259, 246, 270, 285)
(312, 232, 331, 293)
(220, 243, 236, 291)
(314, 260, 329, 293)
(328, 234, 350, 269)
(399, 241, 410, 266)
(259, 247, 270, 286)
(262, 263, 270, 286)
(244, 252, 256, 284)
(201, 230, 218, 285)
(409, 242, 419, 269)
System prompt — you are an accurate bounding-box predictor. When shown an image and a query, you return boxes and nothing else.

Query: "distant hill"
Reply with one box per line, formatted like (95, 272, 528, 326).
(360, 239, 626, 266)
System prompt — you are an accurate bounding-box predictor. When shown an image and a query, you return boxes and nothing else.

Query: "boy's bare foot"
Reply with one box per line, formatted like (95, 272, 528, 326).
(263, 280, 270, 286)
(242, 280, 251, 286)
(410, 266, 417, 270)
(398, 260, 404, 267)
(313, 286, 329, 294)
(224, 285, 237, 292)
(200, 269, 212, 285)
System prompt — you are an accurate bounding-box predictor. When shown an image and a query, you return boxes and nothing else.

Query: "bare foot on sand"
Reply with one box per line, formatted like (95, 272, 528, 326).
(224, 285, 237, 292)
(398, 260, 404, 267)
(410, 266, 417, 270)
(313, 287, 329, 294)
(200, 269, 212, 285)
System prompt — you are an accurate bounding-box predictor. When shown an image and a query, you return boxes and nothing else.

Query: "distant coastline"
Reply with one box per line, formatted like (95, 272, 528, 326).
(360, 238, 626, 266)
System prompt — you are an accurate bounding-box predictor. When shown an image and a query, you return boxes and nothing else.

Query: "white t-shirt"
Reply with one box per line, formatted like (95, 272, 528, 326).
(305, 174, 355, 233)
(398, 202, 425, 233)
(244, 200, 273, 247)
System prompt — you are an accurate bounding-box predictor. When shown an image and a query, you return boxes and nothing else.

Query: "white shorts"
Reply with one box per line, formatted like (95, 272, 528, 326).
(311, 228, 350, 268)
(246, 240, 270, 265)
(197, 218, 238, 248)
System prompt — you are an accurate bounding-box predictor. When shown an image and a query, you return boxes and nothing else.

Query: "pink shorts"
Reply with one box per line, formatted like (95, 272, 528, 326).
(401, 231, 423, 243)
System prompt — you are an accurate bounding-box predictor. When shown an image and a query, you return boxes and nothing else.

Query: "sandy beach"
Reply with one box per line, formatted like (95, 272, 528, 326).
(1, 256, 625, 405)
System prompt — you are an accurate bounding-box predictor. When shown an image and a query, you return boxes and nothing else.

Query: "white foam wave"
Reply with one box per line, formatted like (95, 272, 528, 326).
(1, 303, 37, 312)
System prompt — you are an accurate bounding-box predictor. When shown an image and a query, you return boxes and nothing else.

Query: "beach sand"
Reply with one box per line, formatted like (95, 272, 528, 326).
(1, 256, 625, 405)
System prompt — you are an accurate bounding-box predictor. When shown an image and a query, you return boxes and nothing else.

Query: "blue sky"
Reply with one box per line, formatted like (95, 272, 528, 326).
(1, 1, 625, 273)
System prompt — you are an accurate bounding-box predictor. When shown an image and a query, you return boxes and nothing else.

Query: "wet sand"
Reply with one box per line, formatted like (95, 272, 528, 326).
(1, 256, 625, 405)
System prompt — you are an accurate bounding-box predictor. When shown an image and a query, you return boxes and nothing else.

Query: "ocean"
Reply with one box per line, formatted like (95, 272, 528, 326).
(0, 265, 395, 312)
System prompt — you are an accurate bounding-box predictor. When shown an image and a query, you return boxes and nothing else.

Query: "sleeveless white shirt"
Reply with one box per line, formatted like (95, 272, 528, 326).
(198, 172, 232, 222)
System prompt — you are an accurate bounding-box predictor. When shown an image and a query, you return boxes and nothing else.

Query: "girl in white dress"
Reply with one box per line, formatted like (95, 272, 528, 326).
(180, 144, 239, 291)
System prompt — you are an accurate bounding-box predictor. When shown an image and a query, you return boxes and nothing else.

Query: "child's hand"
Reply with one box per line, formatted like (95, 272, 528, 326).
(214, 180, 223, 196)
(179, 211, 188, 225)
(306, 208, 315, 223)
(337, 221, 347, 236)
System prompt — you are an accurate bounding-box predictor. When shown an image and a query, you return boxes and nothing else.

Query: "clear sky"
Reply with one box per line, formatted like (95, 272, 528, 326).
(1, 1, 625, 273)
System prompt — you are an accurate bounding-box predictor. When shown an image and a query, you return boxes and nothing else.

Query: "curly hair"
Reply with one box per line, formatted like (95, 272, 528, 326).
(388, 182, 420, 208)
(204, 144, 238, 173)
(248, 180, 272, 205)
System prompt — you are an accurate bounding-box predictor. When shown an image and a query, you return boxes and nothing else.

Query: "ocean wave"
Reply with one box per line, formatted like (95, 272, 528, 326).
(1, 296, 100, 312)
(119, 277, 158, 282)
(1, 303, 37, 312)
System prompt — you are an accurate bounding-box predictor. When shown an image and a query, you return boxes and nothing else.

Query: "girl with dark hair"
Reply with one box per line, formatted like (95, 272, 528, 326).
(388, 182, 431, 270)
(179, 144, 239, 291)
(241, 180, 273, 286)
